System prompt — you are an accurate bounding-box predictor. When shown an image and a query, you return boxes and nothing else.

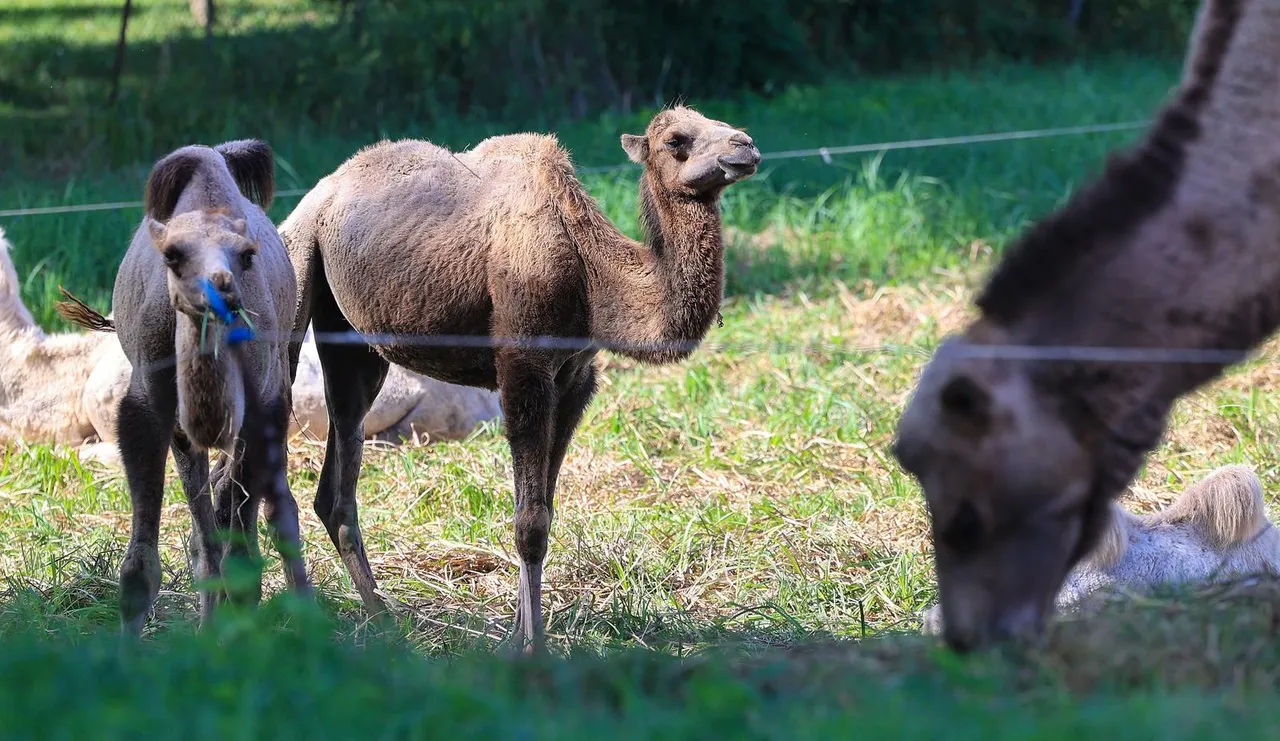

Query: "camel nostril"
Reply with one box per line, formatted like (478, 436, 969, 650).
(210, 271, 233, 292)
(730, 133, 754, 148)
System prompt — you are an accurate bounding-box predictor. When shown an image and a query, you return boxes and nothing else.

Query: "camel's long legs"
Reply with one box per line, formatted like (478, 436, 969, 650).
(498, 353, 558, 651)
(546, 361, 598, 501)
(170, 432, 220, 625)
(313, 291, 390, 617)
(212, 449, 264, 607)
(245, 392, 312, 594)
(116, 374, 177, 637)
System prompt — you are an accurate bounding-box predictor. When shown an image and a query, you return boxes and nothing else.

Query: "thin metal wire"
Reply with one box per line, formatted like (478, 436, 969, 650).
(116, 325, 1274, 381)
(0, 120, 1150, 218)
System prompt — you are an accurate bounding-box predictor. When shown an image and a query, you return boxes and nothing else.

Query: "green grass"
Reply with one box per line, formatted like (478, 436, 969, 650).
(10, 4, 1280, 734)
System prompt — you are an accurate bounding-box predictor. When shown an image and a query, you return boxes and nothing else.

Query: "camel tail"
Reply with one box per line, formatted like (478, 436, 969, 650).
(55, 287, 116, 333)
(0, 225, 40, 334)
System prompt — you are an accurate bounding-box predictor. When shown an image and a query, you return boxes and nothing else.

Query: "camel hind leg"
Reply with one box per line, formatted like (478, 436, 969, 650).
(170, 431, 222, 626)
(311, 267, 391, 618)
(241, 387, 312, 596)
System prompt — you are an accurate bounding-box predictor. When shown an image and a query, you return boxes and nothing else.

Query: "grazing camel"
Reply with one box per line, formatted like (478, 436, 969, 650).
(78, 139, 312, 636)
(279, 106, 761, 648)
(891, 0, 1280, 651)
(920, 465, 1280, 634)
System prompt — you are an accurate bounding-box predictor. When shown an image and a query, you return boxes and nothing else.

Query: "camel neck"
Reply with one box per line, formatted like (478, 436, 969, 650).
(581, 173, 725, 363)
(175, 313, 244, 451)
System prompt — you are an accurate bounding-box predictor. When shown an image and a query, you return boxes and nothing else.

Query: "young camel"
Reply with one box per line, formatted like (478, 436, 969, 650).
(920, 465, 1280, 634)
(892, 0, 1280, 652)
(82, 140, 312, 636)
(279, 106, 760, 648)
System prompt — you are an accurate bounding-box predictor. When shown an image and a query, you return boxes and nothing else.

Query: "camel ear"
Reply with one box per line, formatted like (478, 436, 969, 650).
(230, 218, 247, 236)
(146, 217, 167, 247)
(621, 134, 649, 164)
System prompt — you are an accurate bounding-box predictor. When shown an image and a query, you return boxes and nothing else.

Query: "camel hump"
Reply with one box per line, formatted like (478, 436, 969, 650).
(215, 139, 276, 211)
(0, 225, 40, 333)
(1149, 464, 1267, 548)
(146, 140, 274, 222)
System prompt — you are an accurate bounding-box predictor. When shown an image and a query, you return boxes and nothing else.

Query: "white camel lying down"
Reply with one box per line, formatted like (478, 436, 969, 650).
(0, 226, 502, 457)
(921, 464, 1280, 635)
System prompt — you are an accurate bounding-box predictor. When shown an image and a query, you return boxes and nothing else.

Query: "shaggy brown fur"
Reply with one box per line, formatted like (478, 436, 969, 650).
(89, 139, 311, 636)
(892, 0, 1280, 652)
(279, 106, 760, 649)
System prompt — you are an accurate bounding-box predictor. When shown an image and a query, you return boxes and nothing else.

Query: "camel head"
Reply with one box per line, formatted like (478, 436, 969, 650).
(620, 106, 761, 198)
(893, 330, 1103, 652)
(147, 207, 256, 321)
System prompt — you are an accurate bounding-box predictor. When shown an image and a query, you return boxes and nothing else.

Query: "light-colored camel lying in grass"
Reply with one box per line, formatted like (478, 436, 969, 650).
(1, 226, 501, 460)
(920, 465, 1280, 635)
(892, 0, 1280, 651)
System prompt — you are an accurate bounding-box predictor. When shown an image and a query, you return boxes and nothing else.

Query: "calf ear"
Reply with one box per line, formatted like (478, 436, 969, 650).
(146, 217, 167, 247)
(621, 134, 649, 164)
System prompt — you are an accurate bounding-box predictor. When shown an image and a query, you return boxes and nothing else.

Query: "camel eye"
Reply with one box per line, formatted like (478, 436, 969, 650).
(666, 134, 687, 150)
(940, 501, 985, 555)
(162, 247, 184, 268)
(239, 250, 255, 271)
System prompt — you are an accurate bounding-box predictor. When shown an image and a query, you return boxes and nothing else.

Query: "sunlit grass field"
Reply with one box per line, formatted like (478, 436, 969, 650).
(7, 3, 1280, 736)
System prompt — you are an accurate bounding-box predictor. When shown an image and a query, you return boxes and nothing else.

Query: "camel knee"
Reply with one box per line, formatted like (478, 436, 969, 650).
(515, 505, 552, 565)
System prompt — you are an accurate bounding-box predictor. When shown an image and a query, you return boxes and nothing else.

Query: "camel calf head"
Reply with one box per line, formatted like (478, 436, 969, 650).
(147, 207, 256, 321)
(620, 106, 761, 198)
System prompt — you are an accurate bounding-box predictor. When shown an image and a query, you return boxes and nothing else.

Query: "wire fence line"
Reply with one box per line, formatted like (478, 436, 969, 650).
(0, 120, 1151, 219)
(111, 325, 1274, 380)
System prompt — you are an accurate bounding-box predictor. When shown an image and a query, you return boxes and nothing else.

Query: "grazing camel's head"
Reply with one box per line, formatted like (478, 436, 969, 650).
(893, 335, 1102, 652)
(620, 106, 761, 197)
(147, 207, 257, 320)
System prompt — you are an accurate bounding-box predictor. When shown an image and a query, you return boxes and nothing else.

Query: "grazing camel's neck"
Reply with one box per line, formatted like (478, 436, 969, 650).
(973, 0, 1280, 495)
(579, 172, 725, 363)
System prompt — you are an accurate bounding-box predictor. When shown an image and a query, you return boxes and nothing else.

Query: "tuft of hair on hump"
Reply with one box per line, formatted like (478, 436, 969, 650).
(1148, 464, 1267, 549)
(1085, 502, 1132, 569)
(144, 150, 204, 223)
(55, 287, 116, 333)
(973, 0, 1245, 326)
(215, 139, 276, 211)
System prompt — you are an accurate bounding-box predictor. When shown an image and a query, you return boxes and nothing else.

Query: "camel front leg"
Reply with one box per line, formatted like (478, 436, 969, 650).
(116, 377, 177, 638)
(498, 354, 556, 653)
(170, 432, 220, 626)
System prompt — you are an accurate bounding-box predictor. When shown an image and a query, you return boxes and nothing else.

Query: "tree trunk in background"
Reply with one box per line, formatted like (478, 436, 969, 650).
(190, 0, 215, 29)
(107, 0, 133, 106)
